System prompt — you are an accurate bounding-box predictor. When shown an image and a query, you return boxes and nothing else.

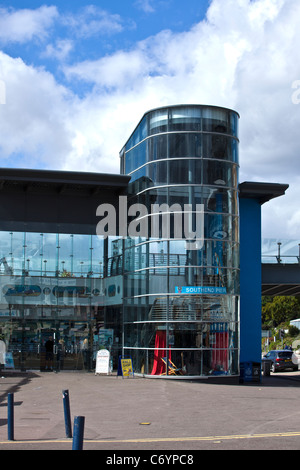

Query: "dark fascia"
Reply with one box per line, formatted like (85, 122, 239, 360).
(239, 181, 289, 205)
(0, 167, 130, 190)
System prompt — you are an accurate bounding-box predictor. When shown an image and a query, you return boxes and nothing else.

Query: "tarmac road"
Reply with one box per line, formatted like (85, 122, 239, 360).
(0, 369, 300, 452)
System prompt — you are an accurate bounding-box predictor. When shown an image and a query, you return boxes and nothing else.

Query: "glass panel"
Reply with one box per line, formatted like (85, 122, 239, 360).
(168, 186, 190, 207)
(125, 149, 134, 174)
(230, 112, 239, 138)
(168, 133, 201, 158)
(123, 335, 239, 376)
(147, 161, 167, 185)
(126, 166, 147, 186)
(168, 159, 202, 185)
(25, 232, 45, 276)
(202, 108, 230, 134)
(169, 106, 202, 132)
(148, 134, 167, 161)
(41, 233, 57, 276)
(205, 213, 231, 239)
(203, 134, 237, 161)
(203, 160, 238, 188)
(149, 109, 168, 135)
(204, 189, 238, 215)
(125, 140, 147, 173)
(126, 116, 147, 150)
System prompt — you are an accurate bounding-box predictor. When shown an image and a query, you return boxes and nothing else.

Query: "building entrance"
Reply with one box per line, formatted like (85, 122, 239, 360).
(1, 319, 94, 372)
(39, 328, 56, 371)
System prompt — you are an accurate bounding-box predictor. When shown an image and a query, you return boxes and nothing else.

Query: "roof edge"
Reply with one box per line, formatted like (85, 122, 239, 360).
(0, 167, 130, 188)
(239, 181, 289, 204)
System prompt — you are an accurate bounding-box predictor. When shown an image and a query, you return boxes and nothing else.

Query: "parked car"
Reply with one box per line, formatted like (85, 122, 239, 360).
(262, 350, 298, 373)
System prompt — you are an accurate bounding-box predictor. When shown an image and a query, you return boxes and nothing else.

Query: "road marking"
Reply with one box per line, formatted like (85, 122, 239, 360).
(0, 431, 300, 445)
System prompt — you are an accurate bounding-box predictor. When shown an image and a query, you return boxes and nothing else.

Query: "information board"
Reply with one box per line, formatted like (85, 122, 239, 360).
(5, 352, 14, 369)
(120, 358, 134, 377)
(95, 349, 110, 375)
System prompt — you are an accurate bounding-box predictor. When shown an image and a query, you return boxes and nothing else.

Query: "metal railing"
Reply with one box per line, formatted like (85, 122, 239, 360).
(262, 242, 300, 264)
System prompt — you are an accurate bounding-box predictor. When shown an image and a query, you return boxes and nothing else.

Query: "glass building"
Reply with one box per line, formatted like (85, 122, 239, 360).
(0, 106, 288, 378)
(119, 105, 240, 377)
(0, 169, 129, 372)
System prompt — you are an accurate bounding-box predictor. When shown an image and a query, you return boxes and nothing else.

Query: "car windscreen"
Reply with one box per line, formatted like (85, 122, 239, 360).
(278, 352, 293, 359)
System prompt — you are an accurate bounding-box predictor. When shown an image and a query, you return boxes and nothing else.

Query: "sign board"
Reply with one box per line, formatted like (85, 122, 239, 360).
(120, 358, 134, 378)
(95, 349, 110, 375)
(175, 286, 227, 294)
(0, 340, 6, 365)
(5, 352, 14, 369)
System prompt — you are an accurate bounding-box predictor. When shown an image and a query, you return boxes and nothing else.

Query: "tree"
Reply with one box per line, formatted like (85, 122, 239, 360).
(262, 296, 300, 328)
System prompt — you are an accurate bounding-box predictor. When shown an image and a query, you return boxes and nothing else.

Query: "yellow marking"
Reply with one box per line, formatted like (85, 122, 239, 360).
(0, 431, 300, 445)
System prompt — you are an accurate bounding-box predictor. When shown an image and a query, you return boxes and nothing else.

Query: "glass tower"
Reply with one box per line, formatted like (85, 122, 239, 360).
(120, 105, 240, 377)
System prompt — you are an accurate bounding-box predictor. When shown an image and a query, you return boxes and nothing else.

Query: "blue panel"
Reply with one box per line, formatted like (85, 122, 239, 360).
(239, 198, 262, 363)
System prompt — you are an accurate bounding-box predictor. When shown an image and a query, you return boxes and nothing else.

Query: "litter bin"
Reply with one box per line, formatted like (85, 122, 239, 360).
(252, 362, 261, 382)
(239, 361, 262, 383)
(262, 360, 270, 376)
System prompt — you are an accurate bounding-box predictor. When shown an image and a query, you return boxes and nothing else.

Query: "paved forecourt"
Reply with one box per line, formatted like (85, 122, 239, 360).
(0, 370, 300, 450)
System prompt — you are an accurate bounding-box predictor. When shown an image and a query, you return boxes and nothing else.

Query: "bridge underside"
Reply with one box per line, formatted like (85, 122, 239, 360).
(262, 263, 300, 296)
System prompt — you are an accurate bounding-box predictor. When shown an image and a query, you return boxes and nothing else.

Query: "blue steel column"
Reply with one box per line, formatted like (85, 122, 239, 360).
(239, 197, 262, 364)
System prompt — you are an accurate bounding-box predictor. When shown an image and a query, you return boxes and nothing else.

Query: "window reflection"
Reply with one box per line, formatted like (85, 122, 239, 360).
(168, 133, 201, 158)
(0, 231, 104, 278)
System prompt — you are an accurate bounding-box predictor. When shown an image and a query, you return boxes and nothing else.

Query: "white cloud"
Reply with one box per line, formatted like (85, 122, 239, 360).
(0, 6, 58, 43)
(1, 0, 300, 239)
(135, 0, 156, 13)
(43, 39, 74, 61)
(62, 5, 125, 39)
(0, 51, 75, 168)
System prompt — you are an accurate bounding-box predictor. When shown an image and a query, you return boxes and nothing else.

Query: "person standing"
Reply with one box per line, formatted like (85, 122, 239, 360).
(45, 336, 54, 371)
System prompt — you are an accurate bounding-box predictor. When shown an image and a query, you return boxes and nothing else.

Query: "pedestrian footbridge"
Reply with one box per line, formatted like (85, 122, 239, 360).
(262, 240, 300, 296)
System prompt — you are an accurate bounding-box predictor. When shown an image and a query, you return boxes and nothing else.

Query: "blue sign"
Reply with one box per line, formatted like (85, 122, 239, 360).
(175, 286, 227, 294)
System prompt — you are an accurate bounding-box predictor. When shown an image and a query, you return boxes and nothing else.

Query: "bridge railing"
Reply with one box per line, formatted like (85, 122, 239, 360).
(262, 242, 300, 264)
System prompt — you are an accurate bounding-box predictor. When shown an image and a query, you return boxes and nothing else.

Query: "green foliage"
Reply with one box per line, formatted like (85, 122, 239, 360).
(262, 296, 300, 328)
(288, 325, 300, 337)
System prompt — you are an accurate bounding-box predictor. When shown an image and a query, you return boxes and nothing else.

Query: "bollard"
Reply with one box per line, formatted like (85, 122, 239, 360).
(72, 416, 85, 450)
(7, 393, 14, 441)
(62, 390, 72, 438)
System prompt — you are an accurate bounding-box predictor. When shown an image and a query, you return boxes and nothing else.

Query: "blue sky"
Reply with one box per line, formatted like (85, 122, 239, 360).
(1, 0, 210, 89)
(0, 0, 300, 240)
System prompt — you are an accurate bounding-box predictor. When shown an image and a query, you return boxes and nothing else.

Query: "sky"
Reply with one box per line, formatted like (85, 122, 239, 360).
(0, 0, 300, 245)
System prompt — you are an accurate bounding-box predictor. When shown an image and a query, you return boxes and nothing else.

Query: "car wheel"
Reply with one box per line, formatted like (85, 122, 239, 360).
(271, 363, 277, 373)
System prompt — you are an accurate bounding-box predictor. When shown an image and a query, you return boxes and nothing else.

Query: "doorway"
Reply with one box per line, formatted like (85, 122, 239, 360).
(1, 319, 94, 371)
(39, 328, 56, 371)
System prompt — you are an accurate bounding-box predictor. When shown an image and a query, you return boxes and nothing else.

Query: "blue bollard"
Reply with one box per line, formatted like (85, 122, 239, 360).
(7, 393, 14, 441)
(72, 416, 85, 450)
(62, 390, 72, 438)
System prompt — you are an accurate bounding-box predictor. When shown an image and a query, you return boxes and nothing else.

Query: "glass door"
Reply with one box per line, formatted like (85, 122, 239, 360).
(39, 328, 56, 371)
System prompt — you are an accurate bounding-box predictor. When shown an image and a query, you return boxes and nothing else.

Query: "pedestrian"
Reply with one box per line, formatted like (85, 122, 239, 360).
(45, 336, 54, 371)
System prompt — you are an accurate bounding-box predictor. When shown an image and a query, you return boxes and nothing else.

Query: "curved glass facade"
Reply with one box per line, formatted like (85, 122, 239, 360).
(120, 105, 240, 377)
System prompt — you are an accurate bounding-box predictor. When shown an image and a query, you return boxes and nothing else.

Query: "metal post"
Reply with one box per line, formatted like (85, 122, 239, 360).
(62, 390, 72, 438)
(7, 393, 14, 441)
(72, 416, 85, 450)
(277, 242, 282, 263)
